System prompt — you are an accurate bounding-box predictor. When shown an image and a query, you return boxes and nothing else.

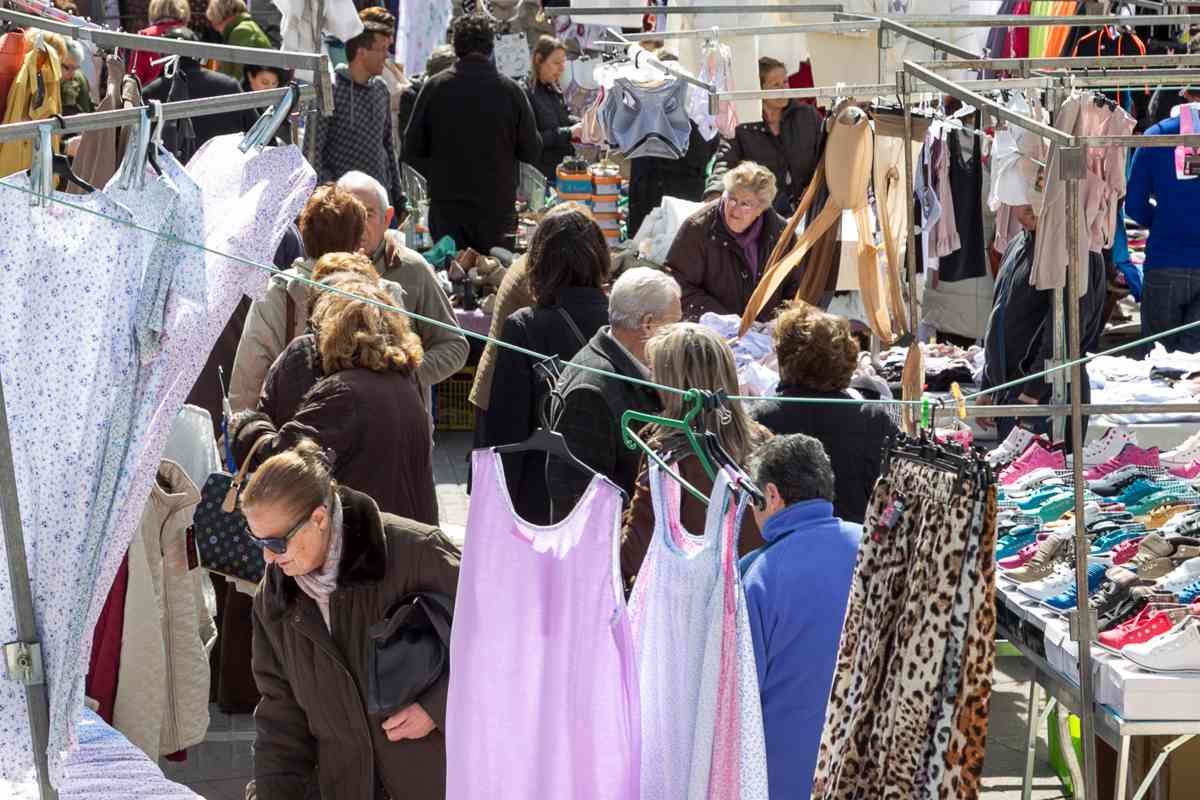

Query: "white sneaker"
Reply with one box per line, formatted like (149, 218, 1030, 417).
(1070, 427, 1138, 467)
(1163, 433, 1200, 468)
(1021, 563, 1076, 600)
(988, 428, 1042, 468)
(1125, 620, 1200, 674)
(1008, 467, 1063, 494)
(1088, 464, 1145, 494)
(1162, 510, 1200, 537)
(1154, 558, 1200, 595)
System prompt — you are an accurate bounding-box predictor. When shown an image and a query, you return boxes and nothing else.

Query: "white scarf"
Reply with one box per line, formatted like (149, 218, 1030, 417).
(296, 493, 344, 631)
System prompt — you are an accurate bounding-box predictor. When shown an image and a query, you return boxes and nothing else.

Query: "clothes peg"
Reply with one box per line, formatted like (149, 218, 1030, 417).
(950, 382, 967, 420)
(920, 396, 931, 430)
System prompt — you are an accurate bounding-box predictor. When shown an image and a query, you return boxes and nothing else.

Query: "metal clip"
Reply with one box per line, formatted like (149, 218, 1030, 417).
(1058, 146, 1087, 180)
(1067, 607, 1100, 643)
(3, 641, 45, 686)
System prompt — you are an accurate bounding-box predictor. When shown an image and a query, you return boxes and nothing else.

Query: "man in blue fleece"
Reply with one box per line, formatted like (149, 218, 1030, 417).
(740, 434, 862, 800)
(1126, 99, 1200, 353)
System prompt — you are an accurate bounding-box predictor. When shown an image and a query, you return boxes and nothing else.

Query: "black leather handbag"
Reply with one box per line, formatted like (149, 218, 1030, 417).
(366, 592, 453, 717)
(192, 437, 269, 585)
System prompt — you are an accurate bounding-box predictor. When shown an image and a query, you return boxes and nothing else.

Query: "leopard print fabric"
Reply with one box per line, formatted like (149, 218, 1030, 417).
(811, 457, 997, 800)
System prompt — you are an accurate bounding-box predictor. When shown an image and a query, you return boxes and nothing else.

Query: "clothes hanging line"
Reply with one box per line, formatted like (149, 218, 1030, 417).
(0, 7, 335, 112)
(0, 86, 318, 143)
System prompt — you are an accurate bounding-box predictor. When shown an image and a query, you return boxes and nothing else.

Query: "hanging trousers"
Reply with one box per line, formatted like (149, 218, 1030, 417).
(812, 457, 998, 800)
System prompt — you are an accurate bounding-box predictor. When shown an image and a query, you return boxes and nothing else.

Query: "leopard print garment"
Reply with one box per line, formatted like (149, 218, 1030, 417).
(811, 458, 996, 800)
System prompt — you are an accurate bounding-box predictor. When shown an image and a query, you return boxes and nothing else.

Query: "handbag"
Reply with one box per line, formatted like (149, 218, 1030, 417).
(366, 592, 453, 717)
(192, 436, 270, 585)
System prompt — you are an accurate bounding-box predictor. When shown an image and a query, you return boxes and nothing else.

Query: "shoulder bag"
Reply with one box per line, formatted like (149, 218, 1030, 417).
(366, 592, 454, 717)
(192, 436, 270, 585)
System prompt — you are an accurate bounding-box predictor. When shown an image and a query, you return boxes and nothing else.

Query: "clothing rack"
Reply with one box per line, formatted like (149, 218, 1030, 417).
(601, 31, 720, 94)
(0, 6, 335, 113)
(544, 3, 846, 14)
(0, 85, 316, 143)
(900, 59, 1200, 800)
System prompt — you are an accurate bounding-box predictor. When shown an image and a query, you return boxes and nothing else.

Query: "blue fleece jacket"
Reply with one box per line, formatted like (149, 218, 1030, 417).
(739, 500, 862, 800)
(1125, 114, 1200, 271)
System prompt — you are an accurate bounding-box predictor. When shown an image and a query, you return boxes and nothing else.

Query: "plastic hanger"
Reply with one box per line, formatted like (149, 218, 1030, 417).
(115, 105, 153, 190)
(239, 82, 299, 153)
(622, 389, 716, 481)
(27, 118, 96, 203)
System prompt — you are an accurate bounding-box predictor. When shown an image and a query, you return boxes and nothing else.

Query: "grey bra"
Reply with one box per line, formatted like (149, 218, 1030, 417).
(601, 78, 692, 160)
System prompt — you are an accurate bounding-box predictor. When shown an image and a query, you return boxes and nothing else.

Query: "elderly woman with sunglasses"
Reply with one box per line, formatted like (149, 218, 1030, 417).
(663, 161, 800, 322)
(241, 438, 460, 800)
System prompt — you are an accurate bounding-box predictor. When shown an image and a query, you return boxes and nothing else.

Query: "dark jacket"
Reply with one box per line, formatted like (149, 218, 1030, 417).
(234, 345, 438, 525)
(664, 200, 798, 322)
(749, 387, 898, 525)
(706, 101, 824, 216)
(481, 287, 609, 524)
(621, 433, 770, 587)
(524, 78, 577, 180)
(547, 327, 661, 522)
(252, 485, 460, 800)
(404, 55, 541, 225)
(143, 59, 257, 163)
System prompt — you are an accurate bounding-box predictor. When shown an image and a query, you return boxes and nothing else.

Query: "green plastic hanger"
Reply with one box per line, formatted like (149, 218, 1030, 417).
(620, 389, 715, 505)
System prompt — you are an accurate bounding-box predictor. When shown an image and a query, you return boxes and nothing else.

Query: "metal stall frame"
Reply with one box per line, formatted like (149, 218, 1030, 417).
(904, 55, 1200, 800)
(0, 59, 311, 800)
(0, 6, 335, 113)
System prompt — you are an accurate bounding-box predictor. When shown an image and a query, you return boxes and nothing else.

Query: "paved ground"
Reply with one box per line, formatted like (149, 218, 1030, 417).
(162, 431, 1073, 799)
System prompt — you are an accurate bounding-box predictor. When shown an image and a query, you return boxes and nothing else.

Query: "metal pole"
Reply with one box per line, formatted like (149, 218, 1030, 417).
(0, 370, 56, 799)
(901, 71, 919, 336)
(1066, 168, 1100, 800)
(544, 3, 846, 13)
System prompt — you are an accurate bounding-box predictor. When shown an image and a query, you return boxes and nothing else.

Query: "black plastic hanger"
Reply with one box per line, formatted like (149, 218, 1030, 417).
(493, 428, 628, 502)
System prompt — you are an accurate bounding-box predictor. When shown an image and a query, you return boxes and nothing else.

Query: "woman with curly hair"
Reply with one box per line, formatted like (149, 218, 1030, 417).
(233, 272, 438, 524)
(749, 302, 898, 524)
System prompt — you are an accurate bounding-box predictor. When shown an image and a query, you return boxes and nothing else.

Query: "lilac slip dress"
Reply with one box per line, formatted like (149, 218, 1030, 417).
(446, 449, 640, 800)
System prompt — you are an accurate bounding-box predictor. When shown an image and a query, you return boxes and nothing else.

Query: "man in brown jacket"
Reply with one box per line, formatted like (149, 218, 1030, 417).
(338, 170, 469, 413)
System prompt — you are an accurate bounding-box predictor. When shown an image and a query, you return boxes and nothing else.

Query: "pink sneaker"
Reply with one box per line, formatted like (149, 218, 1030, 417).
(1169, 459, 1200, 480)
(1083, 444, 1161, 482)
(1000, 443, 1067, 486)
(1110, 536, 1148, 566)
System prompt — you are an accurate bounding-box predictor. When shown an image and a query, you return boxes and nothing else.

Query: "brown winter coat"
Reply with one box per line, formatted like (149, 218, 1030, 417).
(663, 200, 799, 322)
(468, 254, 532, 412)
(234, 353, 438, 525)
(252, 485, 461, 800)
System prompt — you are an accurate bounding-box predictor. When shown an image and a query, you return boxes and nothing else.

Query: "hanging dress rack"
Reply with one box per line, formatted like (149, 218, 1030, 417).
(0, 6, 335, 113)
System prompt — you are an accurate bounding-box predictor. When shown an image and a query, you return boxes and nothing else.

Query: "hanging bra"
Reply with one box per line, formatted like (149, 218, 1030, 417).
(688, 42, 737, 141)
(601, 77, 692, 159)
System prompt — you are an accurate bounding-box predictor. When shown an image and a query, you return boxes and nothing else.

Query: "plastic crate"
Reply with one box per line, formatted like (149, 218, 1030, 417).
(434, 367, 476, 432)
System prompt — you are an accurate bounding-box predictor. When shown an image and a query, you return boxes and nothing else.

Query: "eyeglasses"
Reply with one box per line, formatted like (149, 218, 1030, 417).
(248, 502, 323, 555)
(723, 194, 761, 213)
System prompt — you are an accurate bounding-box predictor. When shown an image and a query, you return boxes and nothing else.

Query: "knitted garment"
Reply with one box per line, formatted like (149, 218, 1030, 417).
(313, 65, 405, 209)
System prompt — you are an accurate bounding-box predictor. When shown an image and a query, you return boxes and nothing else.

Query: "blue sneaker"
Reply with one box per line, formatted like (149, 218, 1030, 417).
(1178, 578, 1200, 604)
(1116, 478, 1163, 506)
(1091, 527, 1149, 555)
(1019, 486, 1071, 510)
(1045, 564, 1108, 610)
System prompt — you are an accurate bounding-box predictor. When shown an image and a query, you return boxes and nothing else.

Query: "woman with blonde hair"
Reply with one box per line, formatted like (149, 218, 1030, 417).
(620, 322, 771, 584)
(232, 277, 438, 524)
(128, 0, 192, 85)
(243, 438, 459, 800)
(664, 160, 800, 321)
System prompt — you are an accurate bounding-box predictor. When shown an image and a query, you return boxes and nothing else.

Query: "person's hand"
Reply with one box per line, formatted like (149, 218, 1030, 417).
(382, 703, 436, 741)
(975, 394, 995, 430)
(570, 122, 583, 141)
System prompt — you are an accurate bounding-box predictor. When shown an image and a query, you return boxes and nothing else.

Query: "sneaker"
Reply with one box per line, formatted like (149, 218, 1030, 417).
(1039, 494, 1082, 524)
(1153, 558, 1200, 595)
(999, 537, 1048, 569)
(1089, 571, 1137, 615)
(1124, 619, 1200, 673)
(987, 427, 1046, 468)
(1116, 478, 1165, 506)
(1004, 534, 1070, 583)
(1168, 460, 1200, 480)
(1074, 427, 1139, 467)
(1097, 605, 1187, 651)
(1022, 563, 1077, 600)
(1126, 534, 1200, 581)
(1162, 510, 1200, 537)
(1098, 594, 1149, 632)
(1006, 467, 1064, 494)
(1091, 528, 1148, 556)
(1110, 536, 1148, 566)
(1001, 444, 1067, 486)
(1089, 465, 1149, 496)
(1162, 433, 1200, 468)
(1144, 503, 1195, 531)
(997, 530, 1041, 561)
(1130, 492, 1188, 518)
(1177, 578, 1200, 604)
(1084, 445, 1161, 482)
(1018, 485, 1073, 510)
(1044, 563, 1108, 609)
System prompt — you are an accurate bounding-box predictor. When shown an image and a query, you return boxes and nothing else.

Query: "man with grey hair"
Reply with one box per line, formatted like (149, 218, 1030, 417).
(336, 170, 468, 412)
(740, 433, 861, 800)
(546, 267, 682, 521)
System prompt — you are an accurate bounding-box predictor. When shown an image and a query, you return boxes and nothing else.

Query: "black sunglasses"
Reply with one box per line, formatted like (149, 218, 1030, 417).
(248, 503, 322, 555)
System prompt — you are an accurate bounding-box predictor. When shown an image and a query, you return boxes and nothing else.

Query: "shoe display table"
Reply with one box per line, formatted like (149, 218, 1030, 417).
(997, 587, 1200, 800)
